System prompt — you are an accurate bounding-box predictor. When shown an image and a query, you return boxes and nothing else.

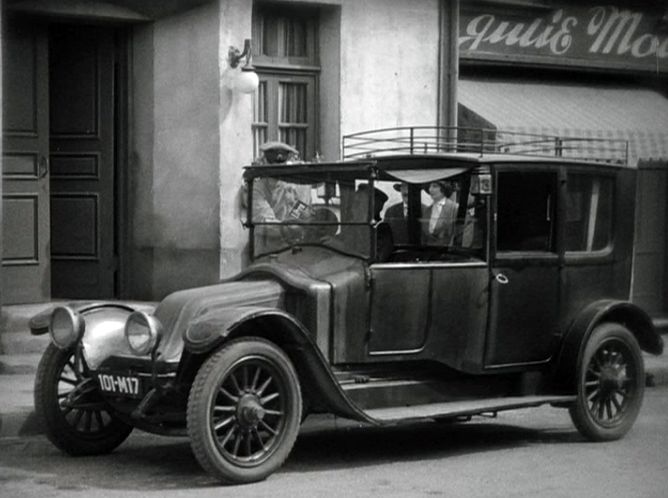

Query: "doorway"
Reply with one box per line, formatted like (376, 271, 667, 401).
(2, 21, 124, 303)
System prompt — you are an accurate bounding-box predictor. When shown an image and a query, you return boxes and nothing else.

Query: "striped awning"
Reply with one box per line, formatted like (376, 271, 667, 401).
(458, 78, 668, 167)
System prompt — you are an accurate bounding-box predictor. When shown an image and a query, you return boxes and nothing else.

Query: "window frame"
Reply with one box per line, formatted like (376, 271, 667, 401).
(251, 4, 320, 161)
(564, 172, 615, 254)
(563, 170, 616, 263)
(493, 167, 560, 258)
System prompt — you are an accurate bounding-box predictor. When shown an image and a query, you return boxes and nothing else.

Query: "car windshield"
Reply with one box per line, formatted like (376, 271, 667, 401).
(248, 167, 488, 261)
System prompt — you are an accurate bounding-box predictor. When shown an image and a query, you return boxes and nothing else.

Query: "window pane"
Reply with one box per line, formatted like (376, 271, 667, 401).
(253, 81, 267, 123)
(279, 127, 306, 158)
(278, 82, 308, 158)
(253, 6, 316, 62)
(279, 82, 307, 123)
(258, 15, 279, 56)
(252, 81, 269, 160)
(497, 172, 556, 252)
(284, 18, 307, 57)
(565, 175, 613, 252)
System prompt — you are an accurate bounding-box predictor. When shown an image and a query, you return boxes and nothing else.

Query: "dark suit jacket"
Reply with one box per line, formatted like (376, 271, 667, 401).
(384, 202, 408, 244)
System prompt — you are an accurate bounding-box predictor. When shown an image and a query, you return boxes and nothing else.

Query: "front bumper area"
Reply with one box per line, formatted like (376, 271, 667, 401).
(95, 356, 188, 434)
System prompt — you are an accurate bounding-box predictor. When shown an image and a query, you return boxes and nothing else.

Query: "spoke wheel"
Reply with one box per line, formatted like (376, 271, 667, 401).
(569, 323, 644, 441)
(187, 338, 301, 484)
(34, 343, 132, 455)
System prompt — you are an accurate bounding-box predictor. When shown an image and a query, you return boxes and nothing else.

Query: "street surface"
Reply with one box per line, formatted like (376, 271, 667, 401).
(1, 387, 667, 498)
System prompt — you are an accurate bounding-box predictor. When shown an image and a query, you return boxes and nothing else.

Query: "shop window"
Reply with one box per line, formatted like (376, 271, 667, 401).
(252, 5, 319, 161)
(565, 174, 613, 252)
(496, 171, 557, 252)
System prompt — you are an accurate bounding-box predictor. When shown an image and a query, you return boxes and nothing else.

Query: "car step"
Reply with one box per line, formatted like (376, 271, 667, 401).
(341, 375, 517, 411)
(362, 395, 576, 424)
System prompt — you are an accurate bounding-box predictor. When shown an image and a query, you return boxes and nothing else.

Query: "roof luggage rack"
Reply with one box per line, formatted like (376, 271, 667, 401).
(342, 126, 629, 166)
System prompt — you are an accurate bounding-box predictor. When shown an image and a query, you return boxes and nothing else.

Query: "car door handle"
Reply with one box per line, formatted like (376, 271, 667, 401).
(495, 272, 509, 285)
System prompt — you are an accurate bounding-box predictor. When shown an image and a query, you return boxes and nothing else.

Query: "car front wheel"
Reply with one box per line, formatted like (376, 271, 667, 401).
(569, 322, 644, 441)
(187, 338, 302, 484)
(34, 343, 133, 455)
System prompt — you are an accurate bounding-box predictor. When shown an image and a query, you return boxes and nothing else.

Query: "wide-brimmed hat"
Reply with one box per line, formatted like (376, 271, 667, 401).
(357, 183, 389, 204)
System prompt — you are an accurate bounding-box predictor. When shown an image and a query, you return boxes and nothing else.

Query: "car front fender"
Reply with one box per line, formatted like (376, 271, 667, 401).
(183, 306, 372, 422)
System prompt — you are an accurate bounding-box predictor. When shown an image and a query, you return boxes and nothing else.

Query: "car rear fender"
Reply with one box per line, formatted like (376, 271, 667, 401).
(552, 300, 664, 391)
(183, 306, 371, 422)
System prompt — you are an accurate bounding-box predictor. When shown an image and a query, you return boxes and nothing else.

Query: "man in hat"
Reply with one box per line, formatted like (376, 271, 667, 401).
(258, 141, 299, 164)
(423, 181, 458, 245)
(251, 142, 311, 252)
(384, 183, 410, 244)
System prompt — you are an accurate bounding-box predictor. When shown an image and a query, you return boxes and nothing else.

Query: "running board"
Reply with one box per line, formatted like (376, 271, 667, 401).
(363, 395, 576, 424)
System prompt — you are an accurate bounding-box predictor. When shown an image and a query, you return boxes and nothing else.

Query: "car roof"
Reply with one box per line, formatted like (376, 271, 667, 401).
(244, 152, 626, 179)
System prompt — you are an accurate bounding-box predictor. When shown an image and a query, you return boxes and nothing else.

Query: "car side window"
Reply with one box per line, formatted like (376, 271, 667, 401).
(496, 171, 557, 252)
(565, 174, 614, 252)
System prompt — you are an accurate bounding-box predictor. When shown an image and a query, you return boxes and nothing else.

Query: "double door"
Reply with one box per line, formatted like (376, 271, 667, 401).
(3, 22, 118, 303)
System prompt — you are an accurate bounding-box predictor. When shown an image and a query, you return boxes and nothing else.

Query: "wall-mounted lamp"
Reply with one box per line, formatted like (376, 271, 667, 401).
(228, 39, 259, 94)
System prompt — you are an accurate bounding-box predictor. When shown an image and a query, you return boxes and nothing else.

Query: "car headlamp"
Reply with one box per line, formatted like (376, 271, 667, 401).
(50, 306, 85, 349)
(124, 311, 162, 356)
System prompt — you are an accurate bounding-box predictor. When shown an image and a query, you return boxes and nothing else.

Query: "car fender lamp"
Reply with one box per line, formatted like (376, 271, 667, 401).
(228, 38, 259, 94)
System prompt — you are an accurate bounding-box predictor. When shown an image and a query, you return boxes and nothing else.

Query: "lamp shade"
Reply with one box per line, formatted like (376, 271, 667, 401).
(236, 68, 259, 94)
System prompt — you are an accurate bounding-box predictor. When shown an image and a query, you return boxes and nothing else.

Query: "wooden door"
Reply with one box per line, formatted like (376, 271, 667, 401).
(49, 25, 116, 298)
(2, 22, 51, 304)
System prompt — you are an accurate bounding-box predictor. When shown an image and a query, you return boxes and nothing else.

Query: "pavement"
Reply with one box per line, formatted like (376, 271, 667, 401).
(1, 302, 667, 439)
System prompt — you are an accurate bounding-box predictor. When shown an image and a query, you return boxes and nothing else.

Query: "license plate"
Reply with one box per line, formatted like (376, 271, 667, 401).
(98, 374, 142, 398)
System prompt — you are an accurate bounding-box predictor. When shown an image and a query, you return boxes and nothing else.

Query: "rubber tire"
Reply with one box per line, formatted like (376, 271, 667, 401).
(569, 323, 644, 441)
(187, 338, 302, 484)
(34, 343, 133, 455)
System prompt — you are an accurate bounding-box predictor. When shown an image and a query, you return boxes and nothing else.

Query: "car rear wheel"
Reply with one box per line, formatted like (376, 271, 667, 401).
(569, 323, 644, 441)
(34, 343, 133, 455)
(187, 338, 302, 484)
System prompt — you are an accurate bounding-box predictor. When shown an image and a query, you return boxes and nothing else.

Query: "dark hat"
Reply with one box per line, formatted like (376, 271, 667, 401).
(393, 183, 402, 192)
(260, 141, 298, 154)
(424, 180, 453, 196)
(357, 183, 389, 204)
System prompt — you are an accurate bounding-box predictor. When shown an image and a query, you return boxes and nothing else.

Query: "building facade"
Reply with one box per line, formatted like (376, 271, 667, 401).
(1, 0, 666, 319)
(1, 0, 447, 304)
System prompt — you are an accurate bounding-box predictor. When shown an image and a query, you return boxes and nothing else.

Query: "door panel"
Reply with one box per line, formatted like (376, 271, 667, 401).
(49, 26, 116, 298)
(429, 265, 489, 369)
(632, 165, 668, 314)
(2, 23, 50, 304)
(486, 260, 559, 366)
(368, 267, 430, 353)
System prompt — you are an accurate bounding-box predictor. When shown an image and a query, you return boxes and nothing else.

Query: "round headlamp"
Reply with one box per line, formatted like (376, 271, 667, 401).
(50, 306, 85, 349)
(124, 311, 162, 356)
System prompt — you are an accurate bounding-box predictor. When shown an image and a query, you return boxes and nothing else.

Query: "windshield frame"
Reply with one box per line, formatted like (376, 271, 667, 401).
(244, 160, 488, 262)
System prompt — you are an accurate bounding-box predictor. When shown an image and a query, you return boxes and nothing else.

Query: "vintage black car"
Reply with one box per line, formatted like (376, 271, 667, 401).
(33, 127, 664, 484)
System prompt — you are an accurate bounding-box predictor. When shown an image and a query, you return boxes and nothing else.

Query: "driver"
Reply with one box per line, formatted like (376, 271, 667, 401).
(252, 142, 312, 253)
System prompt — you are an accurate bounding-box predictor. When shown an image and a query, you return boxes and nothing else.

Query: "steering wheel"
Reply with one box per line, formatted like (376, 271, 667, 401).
(279, 223, 306, 245)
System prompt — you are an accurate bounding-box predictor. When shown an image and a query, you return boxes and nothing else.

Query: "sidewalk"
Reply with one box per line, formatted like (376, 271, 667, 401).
(1, 302, 667, 439)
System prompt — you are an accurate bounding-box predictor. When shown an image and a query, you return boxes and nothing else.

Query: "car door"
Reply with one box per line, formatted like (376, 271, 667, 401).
(485, 167, 561, 367)
(368, 265, 431, 354)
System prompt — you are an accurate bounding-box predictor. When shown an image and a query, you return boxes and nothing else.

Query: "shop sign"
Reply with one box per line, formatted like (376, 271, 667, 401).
(459, 5, 668, 72)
